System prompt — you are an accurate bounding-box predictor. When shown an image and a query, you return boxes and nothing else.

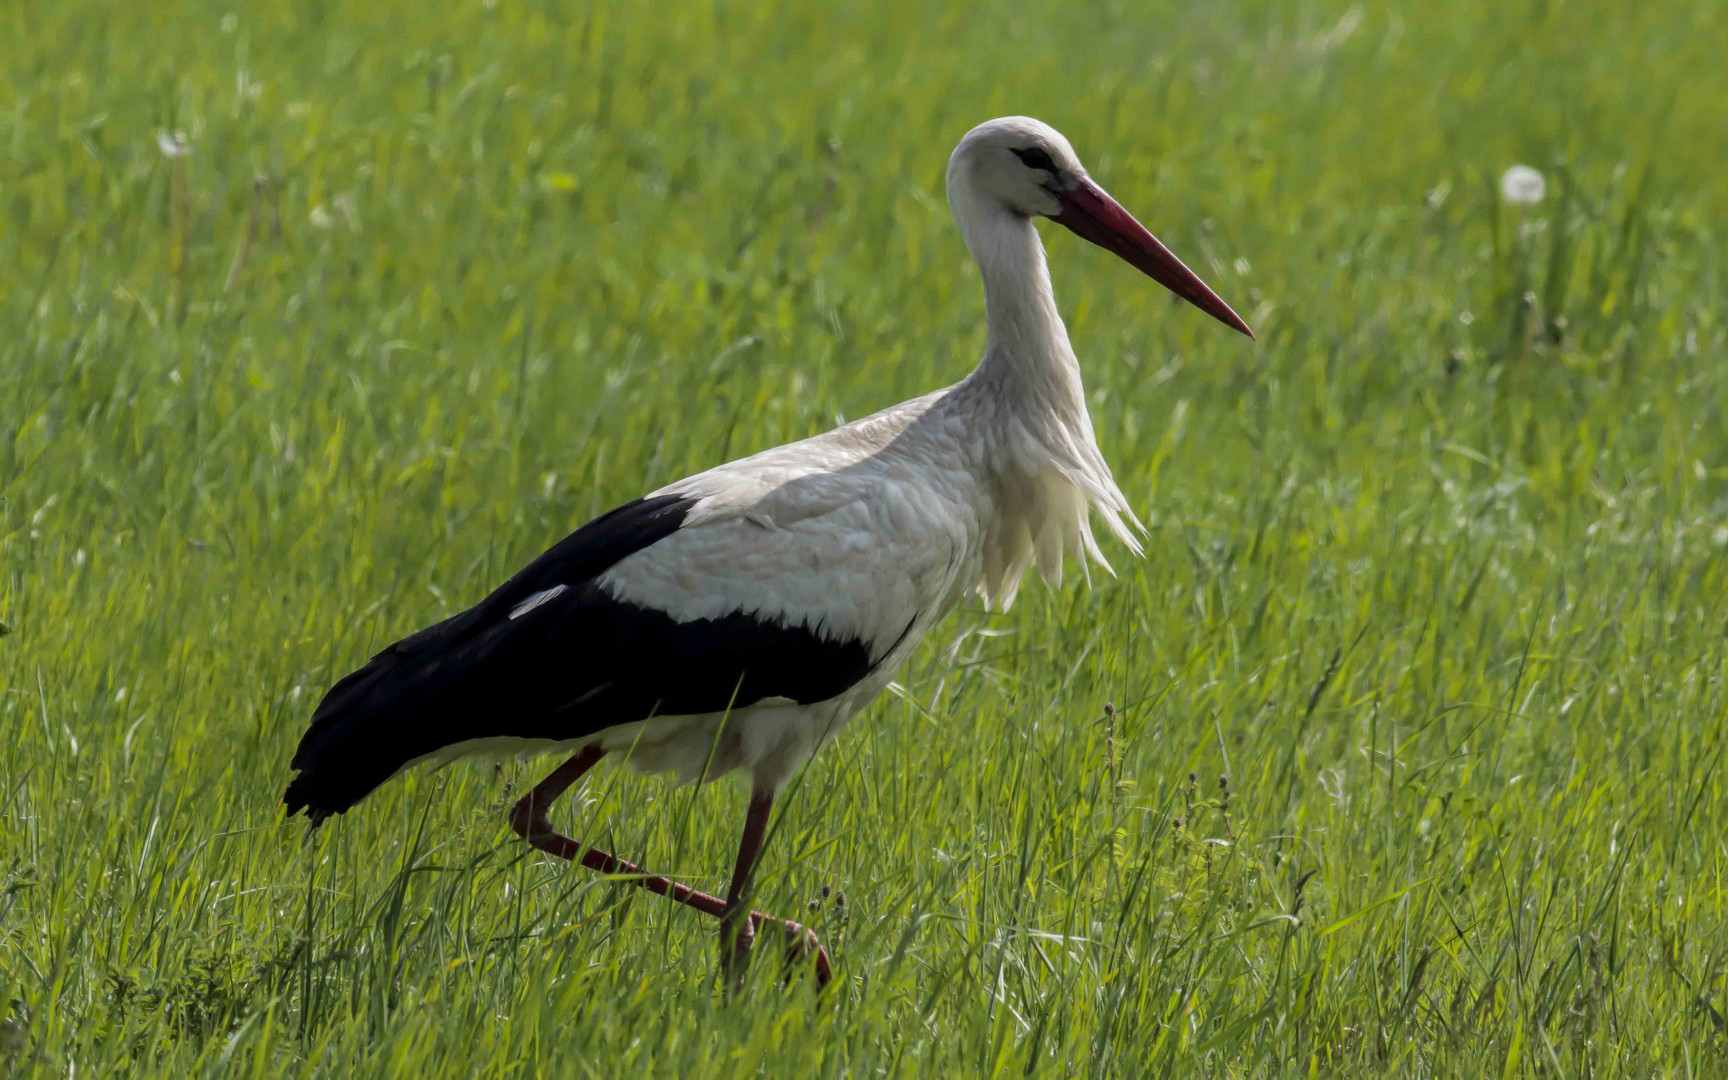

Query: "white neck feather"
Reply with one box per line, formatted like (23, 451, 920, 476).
(947, 186, 1145, 610)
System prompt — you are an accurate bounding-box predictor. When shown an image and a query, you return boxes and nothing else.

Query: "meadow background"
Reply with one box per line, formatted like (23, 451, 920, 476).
(3, 0, 1727, 1075)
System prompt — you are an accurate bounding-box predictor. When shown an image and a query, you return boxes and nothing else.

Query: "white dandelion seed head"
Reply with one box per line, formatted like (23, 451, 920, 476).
(156, 130, 192, 158)
(332, 191, 360, 230)
(308, 204, 335, 229)
(1500, 165, 1545, 206)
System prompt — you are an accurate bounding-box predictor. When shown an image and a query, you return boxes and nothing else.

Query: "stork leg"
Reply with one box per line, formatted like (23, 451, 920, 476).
(718, 787, 775, 990)
(507, 749, 831, 992)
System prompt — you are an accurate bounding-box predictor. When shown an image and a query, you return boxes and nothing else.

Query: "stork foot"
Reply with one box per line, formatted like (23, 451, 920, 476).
(720, 908, 832, 993)
(508, 751, 831, 996)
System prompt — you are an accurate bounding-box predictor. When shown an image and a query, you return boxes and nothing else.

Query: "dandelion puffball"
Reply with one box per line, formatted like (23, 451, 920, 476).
(156, 131, 192, 159)
(1500, 165, 1545, 206)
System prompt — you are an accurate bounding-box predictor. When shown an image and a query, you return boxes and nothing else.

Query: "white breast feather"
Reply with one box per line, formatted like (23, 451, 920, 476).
(973, 397, 1144, 611)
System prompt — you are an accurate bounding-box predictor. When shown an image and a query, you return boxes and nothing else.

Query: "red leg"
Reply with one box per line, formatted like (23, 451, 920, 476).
(508, 750, 831, 991)
(718, 789, 775, 988)
(712, 787, 832, 992)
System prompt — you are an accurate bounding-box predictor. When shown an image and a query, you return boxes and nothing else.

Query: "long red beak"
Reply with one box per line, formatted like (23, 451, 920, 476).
(1050, 179, 1255, 339)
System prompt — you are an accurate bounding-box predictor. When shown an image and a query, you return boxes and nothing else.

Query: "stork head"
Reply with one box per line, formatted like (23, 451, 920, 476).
(947, 116, 1254, 339)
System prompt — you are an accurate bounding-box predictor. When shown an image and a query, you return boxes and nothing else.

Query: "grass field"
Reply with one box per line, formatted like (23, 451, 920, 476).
(4, 0, 1727, 1074)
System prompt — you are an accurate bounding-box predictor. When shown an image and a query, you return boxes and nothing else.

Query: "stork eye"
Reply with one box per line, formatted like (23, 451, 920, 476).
(1011, 147, 1058, 174)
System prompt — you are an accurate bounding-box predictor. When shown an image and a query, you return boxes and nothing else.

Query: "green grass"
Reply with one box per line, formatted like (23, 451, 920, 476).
(4, 0, 1727, 1074)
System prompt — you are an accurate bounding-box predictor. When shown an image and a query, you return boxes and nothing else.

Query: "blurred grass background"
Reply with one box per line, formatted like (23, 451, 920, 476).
(3, 0, 1726, 1074)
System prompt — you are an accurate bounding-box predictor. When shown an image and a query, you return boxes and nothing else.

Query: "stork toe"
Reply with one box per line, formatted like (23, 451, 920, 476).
(751, 912, 833, 990)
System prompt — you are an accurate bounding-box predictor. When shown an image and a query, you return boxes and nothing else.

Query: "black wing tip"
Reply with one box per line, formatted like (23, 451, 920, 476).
(282, 772, 345, 828)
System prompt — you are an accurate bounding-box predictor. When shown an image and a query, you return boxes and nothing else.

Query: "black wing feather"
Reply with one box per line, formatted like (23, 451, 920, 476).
(283, 494, 877, 822)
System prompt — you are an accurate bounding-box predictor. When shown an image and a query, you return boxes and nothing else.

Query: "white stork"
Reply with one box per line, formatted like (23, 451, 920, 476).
(284, 116, 1253, 990)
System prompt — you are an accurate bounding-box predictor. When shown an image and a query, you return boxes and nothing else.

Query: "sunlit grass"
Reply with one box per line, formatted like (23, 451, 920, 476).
(2, 0, 1726, 1075)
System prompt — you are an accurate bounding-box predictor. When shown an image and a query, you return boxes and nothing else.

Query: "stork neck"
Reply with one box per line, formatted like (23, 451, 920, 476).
(959, 206, 1085, 415)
